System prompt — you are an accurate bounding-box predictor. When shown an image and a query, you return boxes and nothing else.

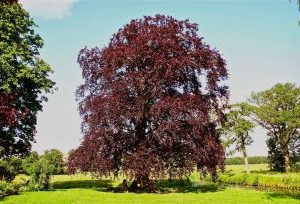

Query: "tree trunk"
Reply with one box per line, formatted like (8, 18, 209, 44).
(242, 147, 250, 174)
(168, 172, 172, 180)
(279, 141, 291, 172)
(284, 148, 291, 172)
(211, 170, 218, 182)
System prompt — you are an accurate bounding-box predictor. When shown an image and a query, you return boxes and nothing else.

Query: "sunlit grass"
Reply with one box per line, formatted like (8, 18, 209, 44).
(2, 187, 300, 204)
(225, 164, 269, 174)
(3, 164, 300, 204)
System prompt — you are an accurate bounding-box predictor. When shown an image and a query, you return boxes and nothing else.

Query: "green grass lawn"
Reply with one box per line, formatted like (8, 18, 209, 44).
(2, 165, 300, 204)
(2, 187, 300, 204)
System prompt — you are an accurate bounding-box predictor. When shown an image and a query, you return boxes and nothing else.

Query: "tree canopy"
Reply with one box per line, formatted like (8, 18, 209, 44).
(42, 149, 64, 175)
(222, 103, 255, 173)
(0, 1, 55, 158)
(68, 15, 229, 185)
(249, 83, 300, 172)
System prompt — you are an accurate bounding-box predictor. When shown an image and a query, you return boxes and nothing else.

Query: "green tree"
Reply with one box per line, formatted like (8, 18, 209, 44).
(0, 1, 55, 158)
(267, 133, 300, 172)
(41, 149, 64, 175)
(29, 157, 51, 190)
(26, 150, 64, 190)
(22, 151, 39, 174)
(250, 83, 300, 172)
(223, 103, 255, 174)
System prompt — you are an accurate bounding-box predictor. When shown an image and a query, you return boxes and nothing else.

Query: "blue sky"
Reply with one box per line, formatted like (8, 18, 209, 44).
(19, 0, 300, 156)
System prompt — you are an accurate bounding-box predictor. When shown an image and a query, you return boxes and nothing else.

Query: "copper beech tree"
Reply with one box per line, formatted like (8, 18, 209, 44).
(68, 15, 229, 186)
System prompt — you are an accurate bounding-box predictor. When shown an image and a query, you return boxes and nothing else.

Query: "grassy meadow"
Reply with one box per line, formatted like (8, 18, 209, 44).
(1, 164, 300, 204)
(226, 163, 269, 173)
(2, 188, 299, 204)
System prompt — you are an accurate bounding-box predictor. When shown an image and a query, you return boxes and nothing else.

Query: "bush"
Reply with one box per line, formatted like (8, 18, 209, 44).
(0, 159, 19, 182)
(8, 157, 23, 174)
(0, 179, 26, 197)
(0, 181, 9, 192)
(11, 175, 30, 192)
(28, 158, 51, 191)
(291, 162, 300, 172)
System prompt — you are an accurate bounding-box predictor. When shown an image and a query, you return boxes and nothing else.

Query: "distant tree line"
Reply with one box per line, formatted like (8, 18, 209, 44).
(225, 156, 268, 165)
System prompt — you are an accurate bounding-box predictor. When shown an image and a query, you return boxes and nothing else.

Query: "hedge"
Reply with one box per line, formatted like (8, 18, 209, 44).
(218, 173, 300, 191)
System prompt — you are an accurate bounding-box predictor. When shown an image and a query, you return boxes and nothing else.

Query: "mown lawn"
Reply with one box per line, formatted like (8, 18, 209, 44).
(2, 164, 300, 204)
(2, 188, 300, 204)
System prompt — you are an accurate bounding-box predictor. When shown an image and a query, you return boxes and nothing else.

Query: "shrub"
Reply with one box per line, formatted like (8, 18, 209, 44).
(0, 181, 8, 192)
(291, 162, 300, 172)
(217, 173, 300, 191)
(0, 159, 18, 182)
(11, 175, 30, 192)
(220, 174, 259, 186)
(8, 157, 23, 174)
(0, 179, 26, 197)
(28, 158, 51, 191)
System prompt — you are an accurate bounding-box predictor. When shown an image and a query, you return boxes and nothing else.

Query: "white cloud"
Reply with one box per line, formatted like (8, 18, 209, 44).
(19, 0, 77, 19)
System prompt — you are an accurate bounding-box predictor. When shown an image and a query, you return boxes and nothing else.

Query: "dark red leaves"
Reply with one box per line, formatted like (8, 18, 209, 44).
(0, 0, 18, 5)
(68, 15, 229, 180)
(0, 93, 19, 128)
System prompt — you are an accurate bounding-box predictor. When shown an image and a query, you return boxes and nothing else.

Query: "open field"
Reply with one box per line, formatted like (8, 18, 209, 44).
(2, 164, 300, 204)
(225, 163, 269, 174)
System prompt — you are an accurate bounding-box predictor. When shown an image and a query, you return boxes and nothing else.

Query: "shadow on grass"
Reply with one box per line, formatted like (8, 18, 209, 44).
(158, 179, 225, 193)
(52, 179, 113, 191)
(52, 178, 225, 194)
(267, 191, 300, 200)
